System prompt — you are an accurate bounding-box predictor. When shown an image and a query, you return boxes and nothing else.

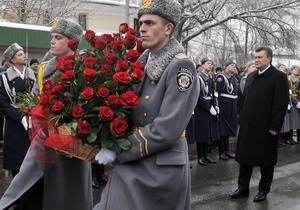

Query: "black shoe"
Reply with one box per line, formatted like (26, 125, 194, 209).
(204, 156, 217, 163)
(225, 152, 235, 159)
(229, 188, 249, 199)
(219, 152, 229, 160)
(278, 144, 282, 148)
(279, 142, 287, 147)
(291, 138, 299, 144)
(92, 177, 100, 188)
(285, 139, 295, 145)
(253, 191, 267, 202)
(198, 157, 207, 166)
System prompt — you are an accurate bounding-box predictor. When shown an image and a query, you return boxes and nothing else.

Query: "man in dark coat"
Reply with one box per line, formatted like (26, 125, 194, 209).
(229, 46, 289, 202)
(194, 57, 219, 165)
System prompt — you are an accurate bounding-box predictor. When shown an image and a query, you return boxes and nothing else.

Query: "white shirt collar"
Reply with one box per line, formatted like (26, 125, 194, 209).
(258, 65, 270, 75)
(13, 65, 26, 80)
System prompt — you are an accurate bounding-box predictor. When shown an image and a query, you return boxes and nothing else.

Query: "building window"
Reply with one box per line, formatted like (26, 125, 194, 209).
(79, 13, 87, 30)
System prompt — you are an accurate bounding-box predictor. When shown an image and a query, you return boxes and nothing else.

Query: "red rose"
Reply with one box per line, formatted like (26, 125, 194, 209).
(97, 87, 111, 98)
(136, 40, 145, 53)
(78, 121, 92, 134)
(110, 116, 128, 136)
(94, 38, 107, 50)
(63, 59, 74, 70)
(99, 106, 114, 121)
(126, 50, 140, 62)
(125, 33, 136, 49)
(116, 59, 129, 72)
(61, 70, 76, 82)
(101, 64, 112, 75)
(112, 41, 125, 52)
(56, 57, 65, 71)
(72, 105, 84, 118)
(131, 62, 145, 71)
(84, 56, 97, 68)
(113, 33, 120, 41)
(67, 38, 79, 51)
(82, 87, 95, 100)
(40, 93, 54, 108)
(120, 91, 140, 108)
(84, 68, 97, 83)
(113, 72, 131, 84)
(102, 34, 113, 43)
(64, 54, 75, 61)
(107, 94, 120, 107)
(131, 68, 145, 80)
(128, 28, 137, 36)
(42, 80, 52, 92)
(85, 30, 95, 42)
(105, 53, 118, 65)
(51, 84, 65, 97)
(52, 100, 65, 114)
(119, 23, 129, 33)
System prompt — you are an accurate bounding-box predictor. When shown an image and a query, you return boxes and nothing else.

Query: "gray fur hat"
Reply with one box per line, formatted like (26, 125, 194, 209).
(50, 18, 83, 42)
(3, 43, 23, 61)
(137, 0, 182, 26)
(245, 61, 254, 69)
(201, 57, 213, 65)
(224, 60, 237, 69)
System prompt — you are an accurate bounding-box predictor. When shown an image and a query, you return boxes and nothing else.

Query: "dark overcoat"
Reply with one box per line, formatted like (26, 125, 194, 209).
(194, 71, 219, 142)
(0, 66, 35, 171)
(235, 65, 289, 167)
(216, 71, 238, 136)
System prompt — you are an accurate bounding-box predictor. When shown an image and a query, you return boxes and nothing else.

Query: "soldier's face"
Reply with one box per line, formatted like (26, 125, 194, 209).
(202, 61, 213, 72)
(11, 50, 27, 66)
(278, 65, 286, 73)
(291, 68, 300, 76)
(139, 14, 174, 55)
(254, 50, 271, 70)
(247, 64, 256, 73)
(50, 33, 73, 56)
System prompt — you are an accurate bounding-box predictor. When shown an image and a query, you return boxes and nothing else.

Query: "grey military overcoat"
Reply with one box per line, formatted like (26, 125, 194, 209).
(94, 38, 200, 210)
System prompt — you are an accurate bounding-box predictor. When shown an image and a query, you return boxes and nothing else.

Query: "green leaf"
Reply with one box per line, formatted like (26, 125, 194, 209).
(114, 139, 131, 150)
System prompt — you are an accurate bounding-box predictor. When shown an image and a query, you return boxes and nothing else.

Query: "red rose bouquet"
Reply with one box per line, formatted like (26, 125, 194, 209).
(30, 23, 145, 161)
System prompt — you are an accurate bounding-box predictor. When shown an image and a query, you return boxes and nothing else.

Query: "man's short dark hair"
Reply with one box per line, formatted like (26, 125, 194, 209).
(255, 46, 273, 59)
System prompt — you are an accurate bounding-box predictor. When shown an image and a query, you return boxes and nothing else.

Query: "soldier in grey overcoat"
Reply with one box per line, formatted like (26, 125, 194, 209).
(0, 18, 93, 210)
(93, 0, 200, 209)
(230, 46, 289, 202)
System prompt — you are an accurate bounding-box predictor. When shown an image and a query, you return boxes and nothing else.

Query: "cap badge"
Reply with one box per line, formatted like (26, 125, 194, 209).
(141, 0, 152, 8)
(52, 18, 59, 27)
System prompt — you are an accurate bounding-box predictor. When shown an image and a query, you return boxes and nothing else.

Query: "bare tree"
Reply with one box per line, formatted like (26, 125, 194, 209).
(0, 0, 88, 25)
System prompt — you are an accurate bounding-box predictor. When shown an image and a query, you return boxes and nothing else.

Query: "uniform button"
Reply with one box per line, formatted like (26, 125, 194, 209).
(151, 81, 155, 85)
(143, 113, 147, 117)
(145, 95, 149, 100)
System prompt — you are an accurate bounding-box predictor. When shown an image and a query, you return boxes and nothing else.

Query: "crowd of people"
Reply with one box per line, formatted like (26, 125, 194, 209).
(0, 0, 296, 208)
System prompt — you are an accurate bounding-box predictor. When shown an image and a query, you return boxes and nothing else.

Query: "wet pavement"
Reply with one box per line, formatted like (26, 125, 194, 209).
(1, 138, 300, 210)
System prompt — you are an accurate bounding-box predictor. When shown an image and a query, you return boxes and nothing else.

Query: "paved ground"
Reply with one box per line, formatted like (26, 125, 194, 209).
(1, 138, 300, 209)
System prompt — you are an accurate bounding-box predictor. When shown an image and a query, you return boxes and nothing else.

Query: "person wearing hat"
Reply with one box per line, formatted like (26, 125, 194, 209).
(94, 0, 199, 209)
(0, 18, 93, 210)
(287, 64, 300, 145)
(29, 58, 39, 78)
(216, 60, 238, 160)
(193, 57, 219, 166)
(230, 46, 289, 202)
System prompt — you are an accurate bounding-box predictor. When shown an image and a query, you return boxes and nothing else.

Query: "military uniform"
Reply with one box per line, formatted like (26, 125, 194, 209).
(216, 70, 238, 158)
(94, 38, 200, 210)
(194, 71, 219, 164)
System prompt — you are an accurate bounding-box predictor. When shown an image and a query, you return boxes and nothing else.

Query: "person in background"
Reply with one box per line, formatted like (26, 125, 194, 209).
(93, 0, 200, 209)
(230, 46, 289, 202)
(29, 58, 39, 78)
(216, 60, 238, 160)
(215, 67, 222, 76)
(0, 18, 93, 210)
(0, 43, 35, 177)
(0, 59, 11, 72)
(194, 57, 219, 166)
(91, 164, 108, 188)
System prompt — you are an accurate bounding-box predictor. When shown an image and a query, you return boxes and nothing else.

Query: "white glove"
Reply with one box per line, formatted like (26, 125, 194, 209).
(209, 106, 217, 116)
(95, 148, 116, 165)
(296, 102, 300, 109)
(288, 104, 292, 110)
(215, 106, 220, 114)
(21, 116, 28, 130)
(214, 92, 219, 98)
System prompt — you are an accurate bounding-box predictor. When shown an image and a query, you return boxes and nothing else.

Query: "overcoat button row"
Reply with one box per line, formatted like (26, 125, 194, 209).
(150, 81, 155, 85)
(143, 113, 147, 117)
(145, 95, 149, 100)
